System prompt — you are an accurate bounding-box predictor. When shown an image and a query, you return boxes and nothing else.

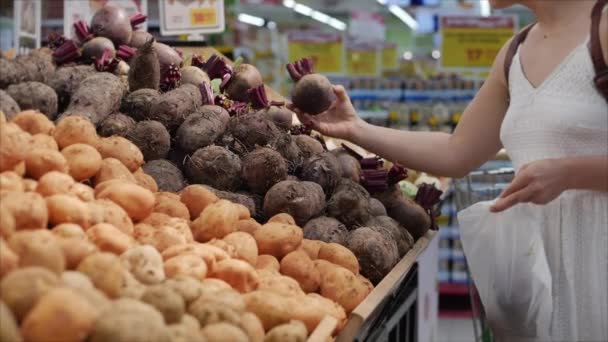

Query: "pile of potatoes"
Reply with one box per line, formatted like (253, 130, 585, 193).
(0, 110, 374, 342)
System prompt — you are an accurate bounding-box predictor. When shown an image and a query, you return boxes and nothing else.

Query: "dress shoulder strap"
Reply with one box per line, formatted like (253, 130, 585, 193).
(503, 23, 534, 85)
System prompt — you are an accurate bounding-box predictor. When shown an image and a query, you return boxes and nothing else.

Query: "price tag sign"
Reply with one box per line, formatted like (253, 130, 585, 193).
(346, 44, 380, 77)
(382, 43, 398, 71)
(64, 0, 148, 38)
(159, 0, 225, 36)
(439, 16, 516, 70)
(288, 31, 344, 75)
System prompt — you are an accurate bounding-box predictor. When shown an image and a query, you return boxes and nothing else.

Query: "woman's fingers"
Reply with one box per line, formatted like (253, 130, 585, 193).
(491, 186, 534, 212)
(498, 172, 530, 199)
(333, 85, 348, 101)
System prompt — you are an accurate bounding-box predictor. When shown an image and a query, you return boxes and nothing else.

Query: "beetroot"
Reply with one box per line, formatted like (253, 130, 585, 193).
(332, 147, 362, 183)
(82, 37, 115, 63)
(263, 180, 326, 226)
(0, 90, 20, 119)
(366, 216, 414, 257)
(142, 159, 186, 192)
(369, 198, 387, 217)
(185, 145, 241, 191)
(227, 112, 280, 150)
(180, 66, 210, 87)
(176, 107, 227, 153)
(373, 185, 431, 240)
(128, 120, 171, 161)
(215, 133, 248, 157)
(6, 82, 58, 118)
(303, 217, 348, 245)
(149, 84, 201, 130)
(260, 106, 294, 131)
(272, 133, 302, 173)
(224, 64, 263, 102)
(326, 179, 372, 228)
(120, 88, 160, 121)
(286, 57, 335, 115)
(294, 135, 324, 160)
(241, 147, 288, 195)
(46, 65, 95, 112)
(129, 31, 154, 49)
(128, 39, 160, 91)
(345, 227, 400, 285)
(98, 113, 135, 137)
(160, 64, 181, 92)
(299, 152, 342, 195)
(90, 6, 133, 46)
(153, 42, 183, 75)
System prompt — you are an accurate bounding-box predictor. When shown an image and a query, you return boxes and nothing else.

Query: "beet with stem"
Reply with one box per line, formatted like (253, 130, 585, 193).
(373, 184, 431, 240)
(142, 159, 186, 193)
(129, 31, 154, 49)
(263, 180, 326, 226)
(90, 6, 133, 46)
(185, 145, 242, 191)
(153, 42, 183, 75)
(176, 107, 227, 154)
(241, 147, 288, 195)
(120, 88, 160, 121)
(98, 113, 136, 137)
(180, 66, 210, 87)
(224, 64, 264, 102)
(128, 39, 160, 91)
(82, 37, 116, 63)
(303, 216, 349, 245)
(286, 57, 336, 115)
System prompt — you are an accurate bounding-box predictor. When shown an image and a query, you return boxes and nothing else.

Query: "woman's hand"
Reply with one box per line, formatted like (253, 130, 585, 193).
(491, 159, 570, 212)
(288, 85, 365, 140)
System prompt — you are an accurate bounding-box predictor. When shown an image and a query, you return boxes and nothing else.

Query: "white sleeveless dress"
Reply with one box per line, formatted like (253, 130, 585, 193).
(500, 37, 608, 341)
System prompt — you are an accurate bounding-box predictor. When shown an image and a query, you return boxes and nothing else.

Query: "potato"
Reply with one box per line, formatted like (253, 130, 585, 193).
(264, 320, 308, 342)
(0, 238, 18, 278)
(56, 236, 98, 269)
(236, 218, 261, 235)
(94, 158, 136, 184)
(223, 232, 258, 265)
(97, 182, 155, 221)
(300, 239, 324, 260)
(291, 293, 347, 334)
(187, 300, 242, 327)
(0, 121, 31, 172)
(53, 116, 98, 149)
(319, 265, 369, 313)
(0, 267, 59, 320)
(168, 320, 203, 342)
(0, 300, 22, 342)
(88, 299, 171, 342)
(318, 243, 360, 275)
(8, 230, 65, 274)
(210, 259, 259, 293)
(191, 200, 240, 242)
(1, 191, 48, 229)
(163, 275, 205, 305)
(0, 203, 16, 238)
(51, 223, 85, 239)
(239, 312, 265, 342)
(133, 168, 159, 192)
(25, 148, 68, 179)
(12, 161, 26, 176)
(89, 199, 134, 235)
(141, 284, 186, 324)
(68, 182, 95, 202)
(36, 171, 74, 196)
(21, 287, 98, 342)
(243, 290, 291, 330)
(201, 323, 249, 342)
(61, 143, 102, 181)
(164, 254, 208, 281)
(255, 254, 280, 272)
(180, 184, 218, 220)
(254, 222, 303, 259)
(11, 110, 54, 135)
(22, 178, 37, 192)
(153, 192, 190, 220)
(160, 243, 218, 271)
(120, 245, 165, 285)
(0, 171, 23, 193)
(280, 250, 320, 293)
(77, 252, 127, 298)
(31, 133, 59, 150)
(145, 226, 188, 252)
(61, 271, 94, 290)
(201, 278, 233, 292)
(96, 136, 144, 172)
(207, 238, 238, 258)
(313, 259, 337, 279)
(268, 213, 296, 225)
(257, 272, 303, 297)
(46, 194, 91, 229)
(87, 223, 134, 255)
(197, 286, 246, 312)
(357, 274, 374, 294)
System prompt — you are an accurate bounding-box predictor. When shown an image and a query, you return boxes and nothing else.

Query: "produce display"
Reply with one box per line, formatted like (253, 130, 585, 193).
(0, 5, 443, 341)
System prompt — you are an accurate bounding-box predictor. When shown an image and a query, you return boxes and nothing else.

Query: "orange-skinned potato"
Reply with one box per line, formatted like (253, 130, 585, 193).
(0, 267, 59, 321)
(239, 312, 265, 342)
(0, 171, 23, 193)
(61, 143, 102, 181)
(133, 168, 159, 193)
(86, 223, 134, 255)
(235, 219, 261, 235)
(179, 184, 218, 220)
(267, 213, 296, 225)
(96, 136, 143, 172)
(55, 236, 98, 269)
(30, 133, 59, 151)
(25, 148, 68, 179)
(53, 116, 98, 149)
(46, 194, 91, 229)
(0, 238, 19, 278)
(160, 243, 220, 272)
(222, 232, 258, 265)
(164, 254, 208, 281)
(8, 230, 65, 274)
(51, 223, 86, 239)
(191, 200, 240, 242)
(1, 191, 48, 230)
(96, 182, 155, 222)
(35, 171, 74, 197)
(318, 265, 369, 313)
(253, 222, 303, 260)
(243, 290, 291, 331)
(68, 182, 95, 202)
(317, 242, 360, 275)
(279, 250, 320, 293)
(11, 110, 54, 135)
(255, 254, 280, 273)
(0, 203, 16, 239)
(210, 259, 259, 293)
(22, 178, 37, 192)
(0, 121, 31, 172)
(154, 192, 190, 220)
(88, 199, 134, 236)
(300, 239, 325, 260)
(257, 271, 303, 297)
(94, 158, 136, 185)
(76, 252, 127, 299)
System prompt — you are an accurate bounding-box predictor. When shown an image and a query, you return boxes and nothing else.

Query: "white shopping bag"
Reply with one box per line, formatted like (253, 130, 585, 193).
(458, 201, 553, 340)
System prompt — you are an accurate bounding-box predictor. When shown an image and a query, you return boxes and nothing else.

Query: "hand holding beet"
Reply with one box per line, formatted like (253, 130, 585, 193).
(289, 85, 364, 141)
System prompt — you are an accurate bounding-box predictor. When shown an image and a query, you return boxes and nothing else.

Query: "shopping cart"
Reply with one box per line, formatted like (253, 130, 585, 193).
(452, 166, 515, 342)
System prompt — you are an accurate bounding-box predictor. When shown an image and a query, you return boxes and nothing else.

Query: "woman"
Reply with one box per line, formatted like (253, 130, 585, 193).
(291, 0, 608, 341)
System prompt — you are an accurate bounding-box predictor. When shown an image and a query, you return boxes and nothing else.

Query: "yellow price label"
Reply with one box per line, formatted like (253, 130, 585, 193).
(382, 45, 398, 71)
(288, 41, 344, 74)
(190, 8, 217, 26)
(347, 49, 379, 77)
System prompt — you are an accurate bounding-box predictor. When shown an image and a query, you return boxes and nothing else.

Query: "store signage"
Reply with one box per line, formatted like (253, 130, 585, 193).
(287, 31, 344, 75)
(439, 15, 516, 70)
(159, 0, 225, 36)
(13, 0, 41, 54)
(346, 42, 380, 77)
(349, 11, 385, 43)
(64, 0, 148, 38)
(382, 42, 398, 71)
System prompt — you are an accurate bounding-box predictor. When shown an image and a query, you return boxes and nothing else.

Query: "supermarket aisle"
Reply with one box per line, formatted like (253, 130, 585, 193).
(438, 318, 476, 342)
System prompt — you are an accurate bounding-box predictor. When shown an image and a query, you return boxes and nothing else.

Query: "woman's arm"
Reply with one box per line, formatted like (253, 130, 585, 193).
(563, 156, 608, 192)
(294, 39, 513, 178)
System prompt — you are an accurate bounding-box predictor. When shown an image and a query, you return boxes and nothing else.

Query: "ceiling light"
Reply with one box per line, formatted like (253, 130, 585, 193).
(432, 49, 441, 59)
(388, 5, 418, 31)
(238, 13, 264, 27)
(328, 18, 346, 31)
(283, 0, 295, 8)
(267, 21, 277, 30)
(480, 0, 491, 17)
(403, 51, 413, 60)
(294, 3, 313, 16)
(311, 11, 331, 24)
